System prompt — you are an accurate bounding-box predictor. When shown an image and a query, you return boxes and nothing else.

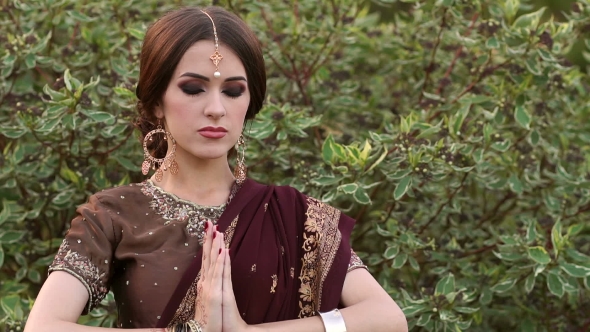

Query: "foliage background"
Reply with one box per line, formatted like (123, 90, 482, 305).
(1, 0, 590, 331)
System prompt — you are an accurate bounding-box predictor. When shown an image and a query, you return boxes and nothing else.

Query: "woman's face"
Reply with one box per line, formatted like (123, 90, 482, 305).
(155, 40, 250, 162)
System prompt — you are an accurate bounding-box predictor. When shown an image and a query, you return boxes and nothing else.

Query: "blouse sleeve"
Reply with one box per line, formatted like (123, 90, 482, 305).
(347, 249, 368, 272)
(48, 194, 117, 314)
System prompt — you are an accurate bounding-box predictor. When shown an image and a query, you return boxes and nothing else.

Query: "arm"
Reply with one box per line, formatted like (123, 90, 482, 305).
(24, 271, 164, 332)
(252, 268, 408, 332)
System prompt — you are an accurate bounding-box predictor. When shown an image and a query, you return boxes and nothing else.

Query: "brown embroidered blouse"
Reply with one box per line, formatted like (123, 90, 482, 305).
(48, 180, 367, 328)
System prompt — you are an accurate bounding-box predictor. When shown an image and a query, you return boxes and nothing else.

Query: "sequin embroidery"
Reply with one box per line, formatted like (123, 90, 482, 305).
(48, 239, 108, 312)
(139, 180, 239, 244)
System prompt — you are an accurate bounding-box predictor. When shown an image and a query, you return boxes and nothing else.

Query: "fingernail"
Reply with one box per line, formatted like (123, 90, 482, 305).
(213, 232, 217, 239)
(219, 248, 222, 254)
(204, 222, 209, 231)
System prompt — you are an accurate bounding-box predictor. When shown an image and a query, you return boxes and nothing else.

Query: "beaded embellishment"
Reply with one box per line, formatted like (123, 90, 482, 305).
(139, 180, 240, 244)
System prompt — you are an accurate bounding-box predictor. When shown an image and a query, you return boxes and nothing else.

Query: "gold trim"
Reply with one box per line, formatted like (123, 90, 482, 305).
(270, 274, 278, 293)
(297, 197, 341, 318)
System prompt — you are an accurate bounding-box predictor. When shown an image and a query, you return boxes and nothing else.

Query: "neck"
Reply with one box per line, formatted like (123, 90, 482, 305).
(151, 151, 236, 206)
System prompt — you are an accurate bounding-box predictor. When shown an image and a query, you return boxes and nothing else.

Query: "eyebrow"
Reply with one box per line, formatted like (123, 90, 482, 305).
(179, 72, 247, 82)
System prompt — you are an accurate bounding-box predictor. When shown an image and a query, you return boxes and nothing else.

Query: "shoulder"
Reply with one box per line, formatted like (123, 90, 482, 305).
(88, 182, 149, 211)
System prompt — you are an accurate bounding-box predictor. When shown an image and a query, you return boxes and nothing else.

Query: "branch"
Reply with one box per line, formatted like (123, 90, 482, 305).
(418, 172, 469, 234)
(419, 9, 448, 104)
(458, 244, 497, 258)
(436, 13, 479, 95)
(477, 191, 514, 227)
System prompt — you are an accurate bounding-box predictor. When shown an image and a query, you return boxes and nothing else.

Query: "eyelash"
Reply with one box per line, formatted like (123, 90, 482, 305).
(181, 87, 243, 99)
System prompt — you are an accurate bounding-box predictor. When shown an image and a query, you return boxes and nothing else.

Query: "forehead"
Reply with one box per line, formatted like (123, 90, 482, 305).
(175, 40, 246, 76)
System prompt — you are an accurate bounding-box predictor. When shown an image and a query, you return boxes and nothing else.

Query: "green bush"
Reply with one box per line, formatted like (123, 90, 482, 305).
(1, 0, 590, 330)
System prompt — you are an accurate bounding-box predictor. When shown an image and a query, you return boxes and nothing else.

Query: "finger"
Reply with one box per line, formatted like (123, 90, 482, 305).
(208, 230, 222, 277)
(201, 221, 212, 278)
(210, 244, 225, 304)
(223, 249, 232, 291)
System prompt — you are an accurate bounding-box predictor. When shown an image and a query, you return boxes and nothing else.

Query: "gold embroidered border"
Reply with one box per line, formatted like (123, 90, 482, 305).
(348, 249, 368, 273)
(297, 197, 341, 318)
(48, 239, 108, 312)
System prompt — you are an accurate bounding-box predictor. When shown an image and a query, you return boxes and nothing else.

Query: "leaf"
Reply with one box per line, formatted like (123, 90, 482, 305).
(546, 271, 564, 298)
(338, 183, 358, 194)
(408, 256, 420, 271)
(0, 126, 27, 139)
(394, 175, 412, 200)
(127, 27, 145, 40)
(0, 230, 26, 244)
(529, 130, 540, 145)
(52, 189, 76, 206)
(504, 0, 520, 19)
(525, 218, 539, 244)
(479, 287, 493, 305)
(452, 103, 471, 135)
(560, 262, 590, 278)
(322, 135, 343, 164)
(416, 313, 432, 327)
(416, 125, 441, 139)
(0, 295, 19, 316)
(514, 105, 531, 129)
(491, 139, 511, 152)
(508, 174, 523, 194)
(454, 306, 479, 314)
(392, 252, 408, 269)
(512, 7, 546, 28)
(435, 274, 455, 296)
(0, 246, 4, 268)
(486, 37, 500, 49)
(551, 219, 563, 257)
(67, 10, 95, 22)
(28, 269, 41, 283)
(384, 246, 400, 259)
(402, 304, 429, 317)
(525, 273, 535, 293)
(491, 278, 517, 293)
(566, 248, 590, 264)
(353, 187, 371, 204)
(82, 110, 116, 124)
(527, 246, 551, 265)
(0, 200, 12, 225)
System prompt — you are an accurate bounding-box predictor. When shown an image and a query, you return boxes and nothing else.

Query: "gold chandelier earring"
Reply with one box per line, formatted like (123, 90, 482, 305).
(234, 134, 247, 185)
(141, 120, 179, 182)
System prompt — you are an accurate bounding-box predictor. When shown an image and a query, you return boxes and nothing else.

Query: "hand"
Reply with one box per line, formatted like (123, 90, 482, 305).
(194, 221, 225, 332)
(221, 247, 253, 332)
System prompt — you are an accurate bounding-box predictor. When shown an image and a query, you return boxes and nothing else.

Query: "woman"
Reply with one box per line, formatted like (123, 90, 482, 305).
(24, 6, 407, 332)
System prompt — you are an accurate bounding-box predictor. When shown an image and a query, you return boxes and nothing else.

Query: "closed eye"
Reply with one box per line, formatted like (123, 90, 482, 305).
(224, 86, 245, 99)
(182, 87, 204, 95)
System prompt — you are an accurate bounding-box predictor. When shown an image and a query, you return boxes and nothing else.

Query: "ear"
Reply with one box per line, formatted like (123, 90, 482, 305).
(154, 102, 164, 119)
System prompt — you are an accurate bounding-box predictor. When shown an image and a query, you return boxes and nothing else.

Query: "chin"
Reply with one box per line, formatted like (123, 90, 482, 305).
(191, 150, 230, 161)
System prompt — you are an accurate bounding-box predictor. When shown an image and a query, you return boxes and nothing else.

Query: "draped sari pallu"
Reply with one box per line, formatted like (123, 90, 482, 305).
(157, 179, 355, 327)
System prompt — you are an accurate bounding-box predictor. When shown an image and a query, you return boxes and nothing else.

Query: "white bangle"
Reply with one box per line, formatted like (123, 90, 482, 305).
(318, 308, 347, 332)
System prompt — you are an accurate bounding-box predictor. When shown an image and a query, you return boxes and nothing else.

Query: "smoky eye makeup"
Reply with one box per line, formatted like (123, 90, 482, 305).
(223, 84, 246, 98)
(179, 83, 204, 95)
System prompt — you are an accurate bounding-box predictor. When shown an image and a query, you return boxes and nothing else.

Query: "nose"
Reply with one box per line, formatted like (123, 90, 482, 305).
(203, 92, 226, 119)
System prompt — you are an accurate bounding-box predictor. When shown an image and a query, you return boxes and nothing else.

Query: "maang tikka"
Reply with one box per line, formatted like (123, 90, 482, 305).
(141, 120, 179, 182)
(200, 10, 223, 78)
(234, 134, 247, 185)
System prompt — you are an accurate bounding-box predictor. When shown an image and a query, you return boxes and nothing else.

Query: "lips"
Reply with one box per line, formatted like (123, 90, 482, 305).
(198, 126, 227, 139)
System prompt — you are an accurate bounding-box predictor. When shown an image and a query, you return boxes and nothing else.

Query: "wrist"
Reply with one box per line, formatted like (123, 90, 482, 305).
(247, 325, 265, 332)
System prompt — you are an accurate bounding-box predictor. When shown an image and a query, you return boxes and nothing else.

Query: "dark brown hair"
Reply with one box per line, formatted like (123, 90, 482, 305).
(135, 6, 266, 158)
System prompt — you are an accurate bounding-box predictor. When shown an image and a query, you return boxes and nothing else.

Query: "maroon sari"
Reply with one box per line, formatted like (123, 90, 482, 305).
(156, 179, 355, 327)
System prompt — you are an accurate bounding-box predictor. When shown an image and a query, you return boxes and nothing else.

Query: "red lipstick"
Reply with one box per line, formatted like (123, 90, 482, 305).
(198, 126, 227, 139)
